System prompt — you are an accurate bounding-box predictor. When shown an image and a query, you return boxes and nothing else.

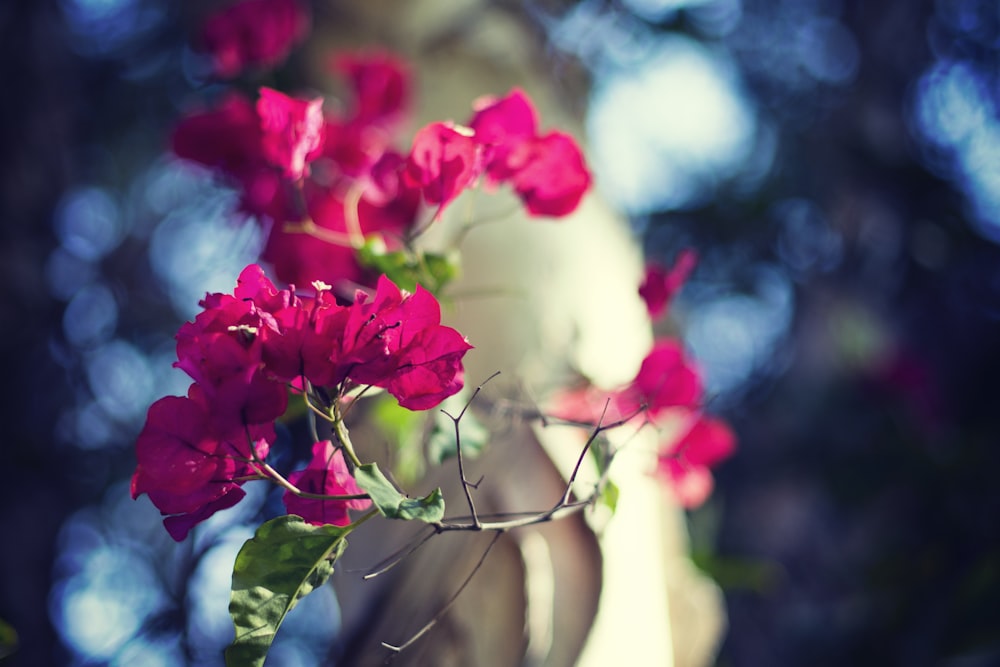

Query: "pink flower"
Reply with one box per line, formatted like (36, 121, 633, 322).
(171, 93, 297, 224)
(172, 94, 261, 173)
(509, 132, 591, 217)
(383, 324, 472, 410)
(551, 338, 703, 425)
(201, 0, 310, 78)
(181, 265, 471, 411)
(131, 392, 273, 540)
(468, 89, 539, 185)
(639, 249, 698, 319)
(333, 276, 472, 409)
(331, 51, 411, 129)
(173, 292, 261, 390)
(467, 88, 592, 217)
(615, 339, 704, 419)
(283, 441, 371, 526)
(656, 415, 736, 508)
(174, 281, 289, 432)
(405, 122, 480, 217)
(257, 87, 325, 180)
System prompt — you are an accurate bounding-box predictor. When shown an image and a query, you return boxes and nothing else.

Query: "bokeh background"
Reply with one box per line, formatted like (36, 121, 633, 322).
(3, 0, 1000, 664)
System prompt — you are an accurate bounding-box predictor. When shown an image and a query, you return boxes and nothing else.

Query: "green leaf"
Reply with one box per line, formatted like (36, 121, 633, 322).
(600, 480, 620, 514)
(357, 236, 460, 294)
(354, 462, 445, 522)
(0, 617, 18, 660)
(426, 403, 488, 465)
(225, 516, 349, 667)
(370, 394, 428, 485)
(422, 250, 460, 292)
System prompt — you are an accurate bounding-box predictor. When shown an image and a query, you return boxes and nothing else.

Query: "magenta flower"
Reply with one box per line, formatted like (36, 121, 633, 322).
(639, 249, 698, 320)
(332, 276, 473, 408)
(200, 0, 310, 78)
(509, 132, 592, 217)
(468, 88, 539, 185)
(383, 324, 472, 410)
(131, 392, 273, 540)
(331, 50, 411, 129)
(615, 339, 704, 419)
(656, 415, 736, 508)
(177, 265, 471, 411)
(257, 87, 325, 180)
(174, 280, 290, 433)
(173, 292, 261, 390)
(551, 338, 704, 426)
(283, 441, 371, 526)
(467, 88, 592, 217)
(317, 50, 414, 183)
(405, 121, 480, 217)
(171, 93, 261, 174)
(171, 93, 297, 224)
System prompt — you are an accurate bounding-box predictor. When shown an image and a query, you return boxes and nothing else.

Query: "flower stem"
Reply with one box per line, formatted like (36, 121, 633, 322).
(332, 402, 364, 469)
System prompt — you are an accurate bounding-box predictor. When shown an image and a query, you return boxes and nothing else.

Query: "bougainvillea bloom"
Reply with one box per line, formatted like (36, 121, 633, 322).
(201, 0, 310, 78)
(614, 339, 703, 419)
(508, 132, 592, 217)
(468, 88, 539, 185)
(171, 92, 296, 224)
(405, 122, 480, 217)
(283, 441, 371, 526)
(257, 87, 325, 180)
(134, 263, 471, 540)
(191, 265, 471, 410)
(639, 249, 698, 319)
(656, 415, 736, 508)
(131, 392, 273, 540)
(467, 88, 592, 217)
(331, 51, 411, 129)
(329, 275, 473, 409)
(552, 340, 703, 426)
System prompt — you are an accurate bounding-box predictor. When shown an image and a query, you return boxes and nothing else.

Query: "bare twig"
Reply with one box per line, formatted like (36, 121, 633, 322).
(381, 531, 503, 653)
(362, 526, 439, 580)
(440, 371, 501, 528)
(366, 387, 639, 654)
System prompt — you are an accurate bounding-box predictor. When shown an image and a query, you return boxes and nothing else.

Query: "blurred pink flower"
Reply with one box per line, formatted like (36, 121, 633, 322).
(657, 415, 736, 508)
(639, 249, 698, 319)
(201, 0, 310, 78)
(257, 87, 325, 180)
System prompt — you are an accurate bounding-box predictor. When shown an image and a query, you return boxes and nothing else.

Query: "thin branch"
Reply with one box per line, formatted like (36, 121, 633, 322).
(430, 400, 637, 533)
(364, 393, 636, 656)
(303, 390, 335, 424)
(559, 398, 611, 506)
(440, 371, 501, 529)
(282, 218, 355, 248)
(361, 526, 439, 580)
(257, 460, 370, 501)
(381, 531, 502, 653)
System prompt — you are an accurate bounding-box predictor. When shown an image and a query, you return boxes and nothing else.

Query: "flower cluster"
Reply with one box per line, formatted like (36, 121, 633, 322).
(172, 53, 591, 290)
(133, 6, 739, 662)
(555, 251, 736, 508)
(131, 265, 471, 539)
(407, 88, 592, 218)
